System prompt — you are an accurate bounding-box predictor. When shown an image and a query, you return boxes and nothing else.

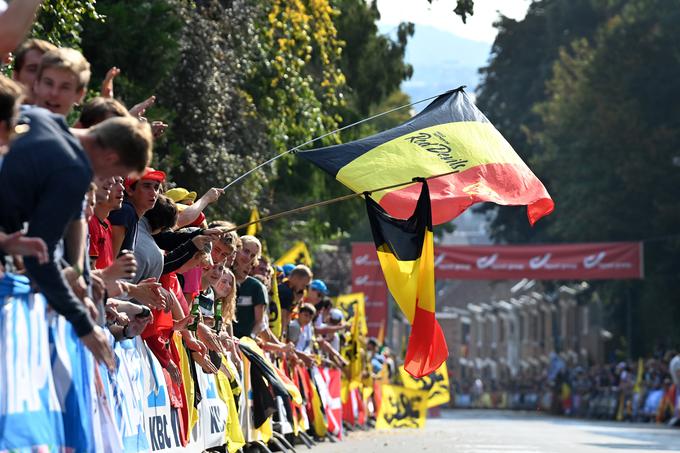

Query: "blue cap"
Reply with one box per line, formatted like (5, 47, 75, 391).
(310, 279, 328, 295)
(282, 263, 295, 276)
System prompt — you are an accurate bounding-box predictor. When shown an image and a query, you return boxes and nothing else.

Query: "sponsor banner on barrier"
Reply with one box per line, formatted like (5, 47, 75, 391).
(0, 292, 64, 451)
(141, 340, 187, 453)
(375, 385, 428, 429)
(399, 362, 450, 408)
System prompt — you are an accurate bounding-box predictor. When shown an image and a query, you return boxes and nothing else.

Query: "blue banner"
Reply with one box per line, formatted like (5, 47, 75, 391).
(0, 278, 64, 451)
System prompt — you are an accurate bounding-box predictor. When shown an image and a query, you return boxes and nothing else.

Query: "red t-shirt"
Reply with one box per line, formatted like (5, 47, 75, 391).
(88, 215, 114, 269)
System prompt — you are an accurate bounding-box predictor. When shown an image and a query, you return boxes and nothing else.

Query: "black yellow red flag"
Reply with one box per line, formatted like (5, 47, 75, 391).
(366, 180, 448, 378)
(299, 87, 553, 226)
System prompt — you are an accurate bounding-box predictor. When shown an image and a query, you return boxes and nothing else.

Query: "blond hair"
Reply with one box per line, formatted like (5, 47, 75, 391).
(38, 48, 91, 90)
(219, 268, 237, 322)
(90, 116, 153, 173)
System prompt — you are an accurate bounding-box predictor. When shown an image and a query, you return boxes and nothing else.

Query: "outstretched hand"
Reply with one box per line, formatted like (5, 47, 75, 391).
(101, 67, 120, 99)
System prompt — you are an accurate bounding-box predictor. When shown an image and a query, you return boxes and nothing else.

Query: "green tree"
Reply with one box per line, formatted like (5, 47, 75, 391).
(533, 0, 680, 354)
(475, 0, 606, 243)
(32, 0, 102, 47)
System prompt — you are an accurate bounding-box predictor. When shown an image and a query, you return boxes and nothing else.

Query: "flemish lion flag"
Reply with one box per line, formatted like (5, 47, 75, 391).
(399, 362, 450, 408)
(366, 180, 447, 378)
(376, 385, 428, 429)
(299, 87, 553, 226)
(274, 241, 313, 267)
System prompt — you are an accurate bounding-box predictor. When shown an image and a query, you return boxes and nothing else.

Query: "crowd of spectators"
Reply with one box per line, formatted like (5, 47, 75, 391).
(0, 4, 390, 450)
(453, 351, 680, 426)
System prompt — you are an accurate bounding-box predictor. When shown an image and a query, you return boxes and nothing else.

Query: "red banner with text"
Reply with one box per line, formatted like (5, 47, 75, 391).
(352, 242, 643, 334)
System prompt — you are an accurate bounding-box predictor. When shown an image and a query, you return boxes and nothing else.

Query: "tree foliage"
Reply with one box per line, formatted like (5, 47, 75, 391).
(475, 0, 606, 243)
(32, 0, 103, 47)
(478, 0, 680, 355)
(30, 0, 416, 259)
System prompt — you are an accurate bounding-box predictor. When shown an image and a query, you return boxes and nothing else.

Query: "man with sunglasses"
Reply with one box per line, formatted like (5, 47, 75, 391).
(278, 264, 312, 336)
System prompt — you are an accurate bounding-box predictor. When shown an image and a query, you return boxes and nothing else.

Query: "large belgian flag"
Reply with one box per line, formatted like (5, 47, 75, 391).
(366, 180, 447, 378)
(299, 87, 553, 226)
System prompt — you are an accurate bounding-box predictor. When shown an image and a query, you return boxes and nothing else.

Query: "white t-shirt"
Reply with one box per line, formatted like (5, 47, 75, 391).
(295, 323, 313, 353)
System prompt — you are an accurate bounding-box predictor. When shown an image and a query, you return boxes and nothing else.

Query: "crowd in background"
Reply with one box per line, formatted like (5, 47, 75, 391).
(0, 3, 398, 451)
(454, 351, 680, 426)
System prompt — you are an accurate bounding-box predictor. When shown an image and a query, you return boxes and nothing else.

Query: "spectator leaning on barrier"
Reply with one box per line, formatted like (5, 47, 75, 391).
(278, 264, 313, 336)
(109, 166, 165, 255)
(0, 108, 152, 368)
(233, 235, 268, 338)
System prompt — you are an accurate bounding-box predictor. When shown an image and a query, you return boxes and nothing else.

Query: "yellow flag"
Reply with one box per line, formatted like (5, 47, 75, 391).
(336, 293, 368, 386)
(274, 241, 312, 267)
(377, 320, 385, 345)
(269, 269, 282, 339)
(399, 362, 450, 408)
(633, 358, 644, 393)
(335, 293, 367, 337)
(215, 358, 246, 453)
(173, 333, 199, 441)
(310, 379, 328, 437)
(246, 207, 261, 236)
(376, 385, 428, 429)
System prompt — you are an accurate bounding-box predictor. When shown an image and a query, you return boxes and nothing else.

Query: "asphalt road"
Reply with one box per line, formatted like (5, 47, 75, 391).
(312, 410, 680, 453)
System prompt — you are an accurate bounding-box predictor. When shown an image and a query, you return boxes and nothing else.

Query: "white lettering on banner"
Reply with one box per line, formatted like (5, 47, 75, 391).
(436, 262, 472, 271)
(354, 254, 380, 266)
(5, 296, 56, 414)
(598, 261, 632, 269)
(209, 406, 224, 434)
(529, 254, 577, 270)
(583, 252, 606, 269)
(354, 275, 384, 286)
(529, 253, 551, 270)
(477, 254, 498, 269)
(434, 253, 446, 268)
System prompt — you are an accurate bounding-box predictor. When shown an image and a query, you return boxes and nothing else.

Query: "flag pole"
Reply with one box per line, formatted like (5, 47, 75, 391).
(224, 169, 459, 233)
(221, 87, 464, 192)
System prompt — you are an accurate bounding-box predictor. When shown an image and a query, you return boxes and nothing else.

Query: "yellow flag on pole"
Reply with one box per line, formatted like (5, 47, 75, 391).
(246, 207, 261, 236)
(274, 241, 312, 267)
(376, 385, 428, 429)
(399, 362, 450, 408)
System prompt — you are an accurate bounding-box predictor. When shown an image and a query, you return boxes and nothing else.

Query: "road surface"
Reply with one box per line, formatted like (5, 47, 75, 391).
(313, 410, 680, 453)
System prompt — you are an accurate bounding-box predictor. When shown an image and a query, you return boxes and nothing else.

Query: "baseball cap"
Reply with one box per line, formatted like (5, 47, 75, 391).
(282, 263, 295, 276)
(310, 279, 328, 295)
(165, 187, 197, 204)
(329, 308, 344, 323)
(125, 167, 165, 189)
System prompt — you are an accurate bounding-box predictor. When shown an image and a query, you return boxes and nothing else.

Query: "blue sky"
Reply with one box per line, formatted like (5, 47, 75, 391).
(376, 0, 531, 105)
(377, 0, 531, 43)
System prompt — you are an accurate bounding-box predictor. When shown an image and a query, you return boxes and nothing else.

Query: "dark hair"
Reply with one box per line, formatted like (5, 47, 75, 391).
(0, 75, 23, 126)
(314, 297, 332, 311)
(13, 39, 57, 72)
(79, 97, 129, 128)
(144, 195, 177, 232)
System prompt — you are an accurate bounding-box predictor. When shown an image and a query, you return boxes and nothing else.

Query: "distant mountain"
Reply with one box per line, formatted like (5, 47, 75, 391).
(378, 24, 491, 111)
